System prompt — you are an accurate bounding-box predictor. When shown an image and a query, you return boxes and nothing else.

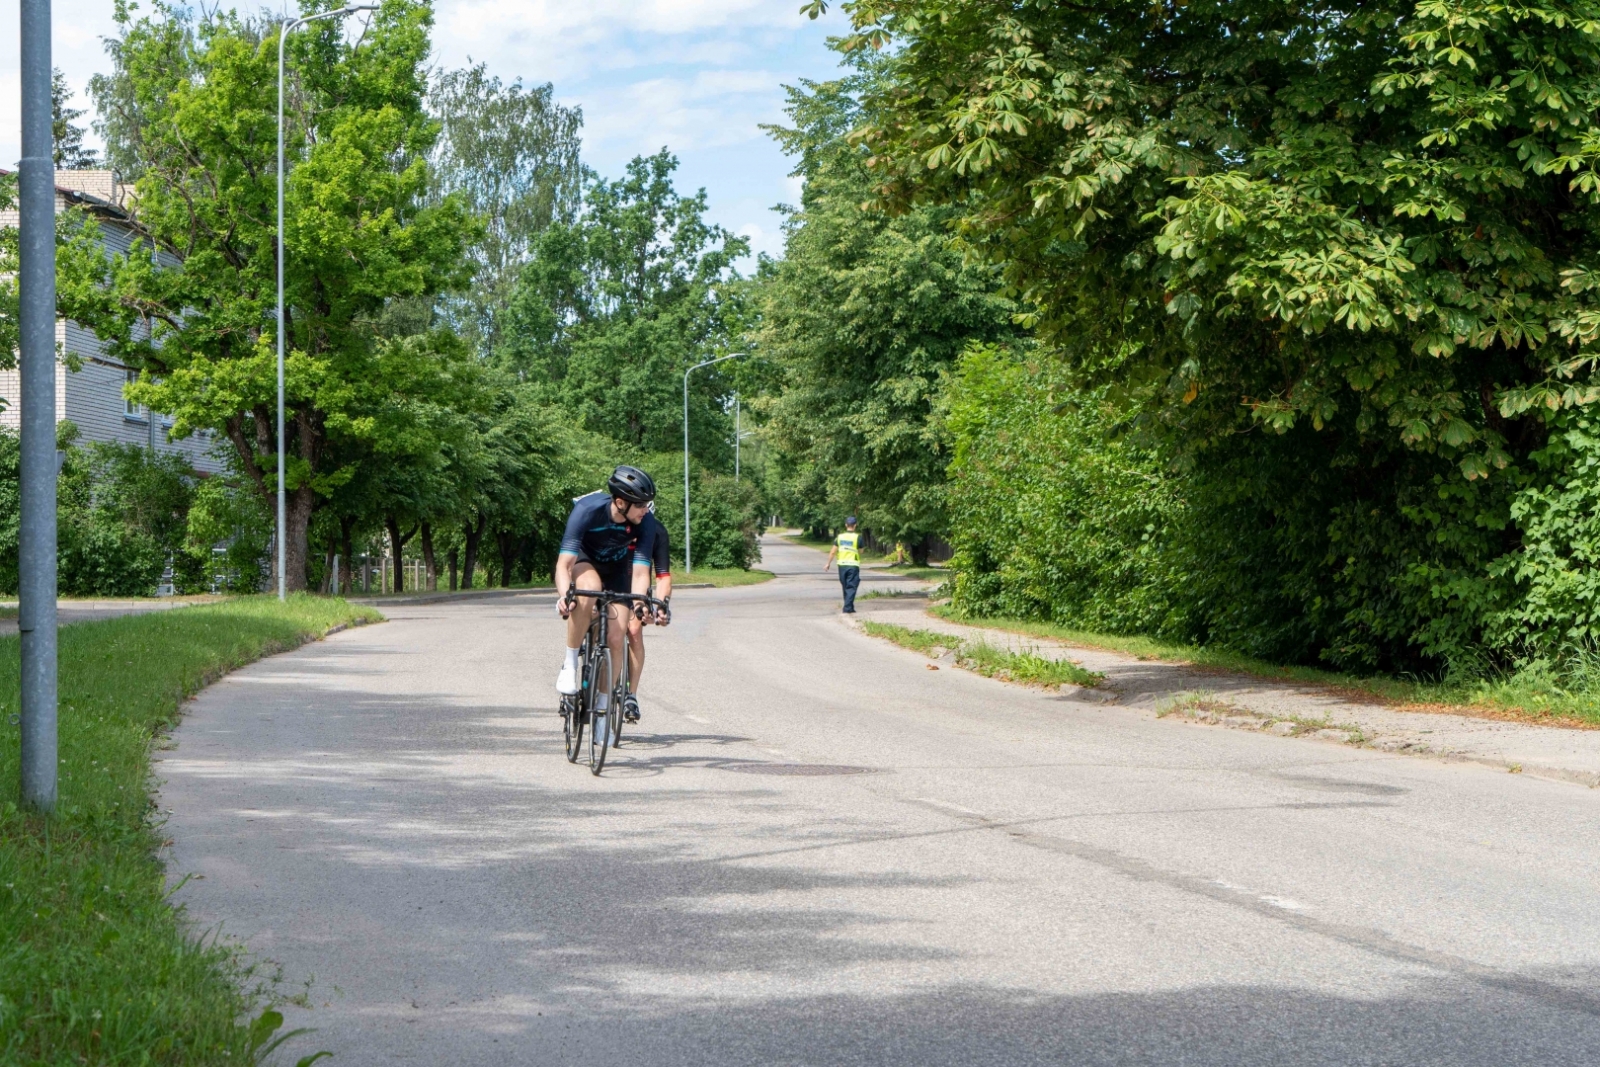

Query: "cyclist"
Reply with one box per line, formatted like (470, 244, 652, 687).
(554, 466, 656, 697)
(620, 505, 673, 723)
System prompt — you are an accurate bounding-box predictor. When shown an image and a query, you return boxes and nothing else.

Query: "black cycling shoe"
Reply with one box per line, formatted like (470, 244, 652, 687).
(623, 695, 641, 723)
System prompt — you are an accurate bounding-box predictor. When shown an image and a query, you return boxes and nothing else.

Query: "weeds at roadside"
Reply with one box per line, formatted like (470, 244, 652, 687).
(860, 621, 1103, 688)
(1157, 691, 1366, 743)
(930, 605, 1600, 727)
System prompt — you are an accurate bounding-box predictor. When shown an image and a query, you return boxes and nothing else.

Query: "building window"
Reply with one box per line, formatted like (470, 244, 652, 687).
(125, 369, 146, 421)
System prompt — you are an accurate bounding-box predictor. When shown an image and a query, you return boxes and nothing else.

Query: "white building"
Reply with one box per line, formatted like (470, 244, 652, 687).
(0, 170, 226, 475)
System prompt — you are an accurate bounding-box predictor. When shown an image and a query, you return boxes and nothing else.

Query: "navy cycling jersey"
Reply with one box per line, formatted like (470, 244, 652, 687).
(634, 513, 672, 579)
(559, 491, 641, 566)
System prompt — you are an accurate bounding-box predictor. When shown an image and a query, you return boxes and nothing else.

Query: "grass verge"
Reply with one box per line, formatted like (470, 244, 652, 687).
(929, 605, 1600, 727)
(860, 621, 1103, 688)
(680, 567, 776, 588)
(1, 594, 380, 1064)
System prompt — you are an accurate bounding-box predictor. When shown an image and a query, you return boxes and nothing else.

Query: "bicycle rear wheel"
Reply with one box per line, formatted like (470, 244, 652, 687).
(587, 646, 614, 775)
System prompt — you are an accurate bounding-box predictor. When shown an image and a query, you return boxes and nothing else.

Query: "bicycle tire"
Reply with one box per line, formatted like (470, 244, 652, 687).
(587, 646, 614, 775)
(612, 635, 629, 748)
(562, 635, 590, 763)
(561, 693, 583, 762)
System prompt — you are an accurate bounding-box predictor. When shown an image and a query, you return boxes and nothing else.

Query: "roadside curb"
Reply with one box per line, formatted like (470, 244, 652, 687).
(844, 607, 1600, 790)
(349, 586, 554, 607)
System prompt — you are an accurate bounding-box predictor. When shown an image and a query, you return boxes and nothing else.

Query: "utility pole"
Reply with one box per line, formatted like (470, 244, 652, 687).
(18, 0, 58, 812)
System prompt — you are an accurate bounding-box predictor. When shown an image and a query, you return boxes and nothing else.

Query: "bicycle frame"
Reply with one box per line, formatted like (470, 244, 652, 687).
(564, 589, 665, 773)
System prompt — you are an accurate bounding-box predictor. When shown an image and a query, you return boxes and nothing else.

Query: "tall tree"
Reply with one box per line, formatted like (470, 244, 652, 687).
(60, 0, 474, 590)
(500, 150, 751, 455)
(813, 0, 1600, 669)
(51, 68, 99, 169)
(759, 73, 1014, 555)
(430, 64, 584, 356)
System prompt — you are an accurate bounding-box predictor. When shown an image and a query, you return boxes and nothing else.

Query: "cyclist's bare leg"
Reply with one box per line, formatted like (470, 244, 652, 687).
(566, 563, 603, 648)
(627, 614, 646, 692)
(606, 599, 630, 681)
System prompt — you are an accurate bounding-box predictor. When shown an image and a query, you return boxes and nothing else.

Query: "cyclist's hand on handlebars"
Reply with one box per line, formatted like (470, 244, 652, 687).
(654, 600, 671, 626)
(558, 590, 575, 619)
(633, 601, 650, 622)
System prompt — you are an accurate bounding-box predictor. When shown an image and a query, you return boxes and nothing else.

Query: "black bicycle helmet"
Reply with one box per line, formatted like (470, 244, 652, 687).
(608, 465, 656, 504)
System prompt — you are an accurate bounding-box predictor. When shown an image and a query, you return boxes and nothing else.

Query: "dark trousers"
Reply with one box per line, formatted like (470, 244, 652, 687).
(838, 565, 860, 613)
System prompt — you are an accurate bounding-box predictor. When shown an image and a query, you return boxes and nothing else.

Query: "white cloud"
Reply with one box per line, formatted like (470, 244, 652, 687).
(1, 0, 845, 268)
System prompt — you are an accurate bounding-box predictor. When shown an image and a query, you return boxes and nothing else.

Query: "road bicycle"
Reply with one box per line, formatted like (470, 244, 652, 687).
(559, 588, 666, 775)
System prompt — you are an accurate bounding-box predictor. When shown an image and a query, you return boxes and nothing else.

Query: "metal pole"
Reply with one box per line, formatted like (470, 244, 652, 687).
(734, 394, 740, 484)
(18, 0, 58, 812)
(276, 6, 374, 602)
(276, 19, 289, 601)
(681, 352, 745, 573)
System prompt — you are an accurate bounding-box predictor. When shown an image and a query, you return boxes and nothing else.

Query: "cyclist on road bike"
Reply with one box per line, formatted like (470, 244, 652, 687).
(621, 505, 674, 723)
(554, 466, 658, 699)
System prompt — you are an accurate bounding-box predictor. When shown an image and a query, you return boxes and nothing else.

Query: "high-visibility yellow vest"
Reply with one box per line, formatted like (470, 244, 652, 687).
(836, 532, 861, 566)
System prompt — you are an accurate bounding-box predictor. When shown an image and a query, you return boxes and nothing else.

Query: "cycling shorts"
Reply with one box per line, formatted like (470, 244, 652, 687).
(571, 548, 633, 594)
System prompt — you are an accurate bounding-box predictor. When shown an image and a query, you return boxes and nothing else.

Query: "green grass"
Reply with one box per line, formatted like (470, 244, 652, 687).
(873, 564, 947, 583)
(860, 620, 1103, 688)
(0, 606, 15, 621)
(1, 595, 380, 1065)
(928, 605, 1600, 726)
(679, 567, 776, 588)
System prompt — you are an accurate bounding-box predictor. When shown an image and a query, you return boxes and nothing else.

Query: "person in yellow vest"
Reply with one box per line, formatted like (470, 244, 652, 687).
(823, 516, 862, 614)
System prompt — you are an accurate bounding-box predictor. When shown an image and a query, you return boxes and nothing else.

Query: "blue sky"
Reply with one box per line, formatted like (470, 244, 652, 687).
(0, 0, 852, 264)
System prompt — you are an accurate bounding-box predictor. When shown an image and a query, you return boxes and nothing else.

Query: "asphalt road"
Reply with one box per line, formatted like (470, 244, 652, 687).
(158, 537, 1600, 1066)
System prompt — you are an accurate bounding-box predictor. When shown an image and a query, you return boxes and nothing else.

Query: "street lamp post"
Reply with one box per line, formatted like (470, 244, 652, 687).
(276, 4, 375, 600)
(733, 393, 755, 484)
(682, 353, 746, 573)
(18, 0, 57, 812)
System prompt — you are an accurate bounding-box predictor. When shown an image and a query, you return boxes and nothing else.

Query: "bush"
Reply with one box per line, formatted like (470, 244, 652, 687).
(643, 453, 766, 570)
(0, 429, 258, 597)
(943, 345, 1186, 636)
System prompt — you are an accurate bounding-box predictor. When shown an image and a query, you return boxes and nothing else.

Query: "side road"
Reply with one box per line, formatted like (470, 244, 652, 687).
(852, 595, 1600, 790)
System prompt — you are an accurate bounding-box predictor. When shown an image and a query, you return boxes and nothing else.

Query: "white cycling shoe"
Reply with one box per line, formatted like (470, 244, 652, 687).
(555, 661, 580, 695)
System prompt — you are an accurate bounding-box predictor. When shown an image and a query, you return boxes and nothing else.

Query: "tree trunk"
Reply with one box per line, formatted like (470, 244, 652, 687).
(320, 535, 335, 594)
(339, 515, 356, 595)
(447, 546, 459, 591)
(910, 536, 931, 568)
(461, 514, 487, 590)
(497, 530, 518, 589)
(279, 487, 316, 593)
(385, 515, 418, 593)
(420, 522, 438, 591)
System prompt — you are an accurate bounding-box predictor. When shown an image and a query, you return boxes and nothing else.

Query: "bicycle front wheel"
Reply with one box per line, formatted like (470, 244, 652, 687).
(561, 693, 583, 763)
(587, 646, 614, 775)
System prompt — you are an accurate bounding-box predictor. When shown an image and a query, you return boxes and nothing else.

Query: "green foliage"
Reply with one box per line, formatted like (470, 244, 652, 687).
(52, 66, 98, 169)
(0, 429, 17, 592)
(641, 452, 767, 571)
(759, 73, 1014, 550)
(0, 596, 376, 1064)
(0, 173, 16, 387)
(817, 0, 1600, 671)
(500, 151, 750, 455)
(64, 1, 476, 589)
(943, 345, 1187, 637)
(430, 64, 584, 355)
(186, 474, 273, 594)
